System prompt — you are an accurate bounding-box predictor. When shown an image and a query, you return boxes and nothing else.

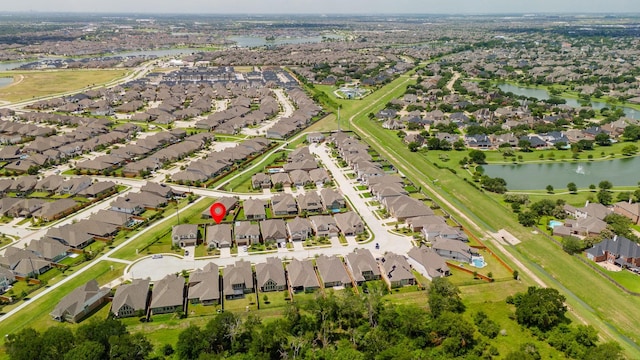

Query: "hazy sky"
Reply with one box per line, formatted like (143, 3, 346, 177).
(3, 0, 639, 14)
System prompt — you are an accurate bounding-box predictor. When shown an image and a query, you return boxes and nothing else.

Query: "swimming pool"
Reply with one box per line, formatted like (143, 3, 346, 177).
(471, 256, 486, 268)
(548, 220, 563, 228)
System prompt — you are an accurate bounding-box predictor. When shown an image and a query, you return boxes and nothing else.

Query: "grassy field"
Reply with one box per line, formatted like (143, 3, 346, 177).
(110, 197, 212, 260)
(0, 261, 125, 355)
(311, 73, 640, 357)
(0, 69, 127, 102)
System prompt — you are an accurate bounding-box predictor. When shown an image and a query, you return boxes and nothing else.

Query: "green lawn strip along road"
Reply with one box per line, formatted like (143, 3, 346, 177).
(312, 71, 640, 356)
(0, 261, 125, 355)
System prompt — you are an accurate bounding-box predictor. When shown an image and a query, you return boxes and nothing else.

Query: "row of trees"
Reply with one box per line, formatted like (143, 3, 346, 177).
(5, 319, 152, 360)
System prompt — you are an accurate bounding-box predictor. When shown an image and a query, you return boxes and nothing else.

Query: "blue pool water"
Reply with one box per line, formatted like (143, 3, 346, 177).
(471, 256, 486, 268)
(549, 220, 563, 228)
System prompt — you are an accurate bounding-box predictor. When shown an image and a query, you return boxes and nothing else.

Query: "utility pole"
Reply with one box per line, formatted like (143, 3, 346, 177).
(337, 106, 341, 132)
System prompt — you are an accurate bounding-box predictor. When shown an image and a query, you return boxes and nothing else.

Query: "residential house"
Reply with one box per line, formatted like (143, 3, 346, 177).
(270, 172, 292, 188)
(150, 274, 185, 315)
(408, 246, 451, 280)
(111, 279, 150, 318)
(309, 215, 339, 237)
(345, 249, 381, 285)
(309, 168, 330, 186)
(26, 237, 69, 263)
(613, 201, 640, 225)
(384, 195, 434, 221)
(271, 193, 298, 216)
(243, 199, 266, 220)
(287, 217, 313, 241)
(316, 255, 351, 288)
(172, 224, 199, 247)
(553, 216, 608, 237)
(45, 224, 96, 249)
(234, 221, 261, 246)
(297, 192, 323, 213)
(432, 237, 479, 263)
(50, 280, 111, 323)
(379, 252, 416, 288)
(255, 257, 287, 292)
(223, 260, 254, 299)
(33, 198, 78, 222)
(188, 263, 220, 305)
(405, 215, 446, 232)
(587, 235, 640, 268)
(260, 219, 288, 244)
(289, 170, 312, 187)
(0, 267, 15, 294)
(206, 224, 232, 249)
(287, 258, 320, 293)
(421, 223, 468, 242)
(201, 197, 238, 219)
(319, 188, 345, 211)
(307, 132, 325, 143)
(140, 181, 176, 198)
(334, 211, 365, 236)
(251, 173, 271, 189)
(78, 181, 116, 198)
(110, 198, 145, 215)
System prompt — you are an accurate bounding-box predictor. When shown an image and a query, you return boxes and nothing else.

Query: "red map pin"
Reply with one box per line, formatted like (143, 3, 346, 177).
(209, 202, 226, 224)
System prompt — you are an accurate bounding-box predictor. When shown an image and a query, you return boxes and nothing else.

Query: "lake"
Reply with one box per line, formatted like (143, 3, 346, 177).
(0, 77, 13, 88)
(483, 157, 640, 190)
(498, 83, 640, 120)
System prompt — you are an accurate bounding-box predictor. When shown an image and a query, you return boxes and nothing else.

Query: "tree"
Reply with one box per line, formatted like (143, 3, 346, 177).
(518, 139, 532, 152)
(546, 185, 554, 194)
(453, 139, 466, 150)
(584, 342, 625, 360)
(562, 236, 584, 254)
(428, 277, 465, 318)
(595, 132, 611, 146)
(433, 312, 476, 357)
(426, 137, 441, 150)
(407, 141, 420, 152)
(176, 326, 208, 360)
(468, 150, 486, 164)
(5, 328, 44, 360)
(597, 189, 613, 205)
(621, 144, 638, 156)
(622, 124, 640, 141)
(109, 333, 152, 360)
(518, 211, 537, 227)
(75, 318, 127, 357)
(63, 341, 104, 360)
(504, 343, 542, 360)
(567, 182, 577, 194)
(41, 326, 75, 360)
(510, 286, 567, 331)
(598, 180, 613, 190)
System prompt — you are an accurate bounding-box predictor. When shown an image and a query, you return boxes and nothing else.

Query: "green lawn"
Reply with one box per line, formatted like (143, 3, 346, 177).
(110, 197, 211, 260)
(603, 269, 640, 293)
(223, 294, 259, 313)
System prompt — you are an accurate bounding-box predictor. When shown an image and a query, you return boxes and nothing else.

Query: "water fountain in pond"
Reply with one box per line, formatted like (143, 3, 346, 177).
(576, 164, 585, 175)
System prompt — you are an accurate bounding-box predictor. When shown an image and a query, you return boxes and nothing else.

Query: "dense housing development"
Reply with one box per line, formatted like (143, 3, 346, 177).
(0, 11, 639, 360)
